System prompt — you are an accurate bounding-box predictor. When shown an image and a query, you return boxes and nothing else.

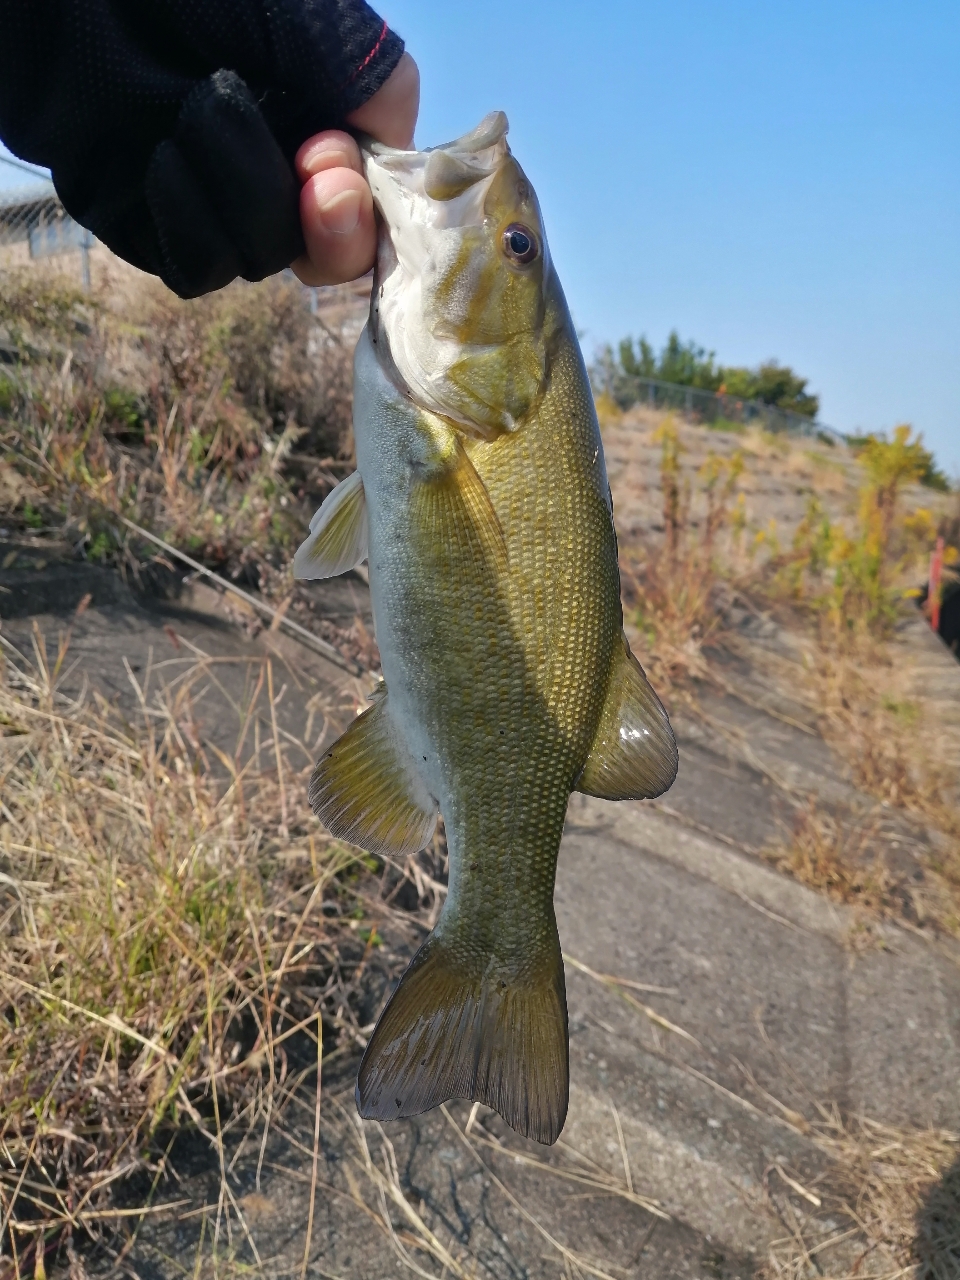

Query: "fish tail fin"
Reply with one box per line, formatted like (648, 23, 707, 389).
(356, 923, 568, 1145)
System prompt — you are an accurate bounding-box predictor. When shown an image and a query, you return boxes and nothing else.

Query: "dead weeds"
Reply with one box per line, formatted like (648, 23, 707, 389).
(763, 804, 909, 927)
(570, 955, 960, 1280)
(0, 266, 355, 602)
(762, 1114, 960, 1280)
(0, 621, 448, 1276)
(620, 415, 745, 691)
(746, 641, 960, 939)
(612, 401, 960, 939)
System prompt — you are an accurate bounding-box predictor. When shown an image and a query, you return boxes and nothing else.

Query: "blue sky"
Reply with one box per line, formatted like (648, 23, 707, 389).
(0, 146, 51, 194)
(3, 2, 957, 475)
(386, 0, 959, 477)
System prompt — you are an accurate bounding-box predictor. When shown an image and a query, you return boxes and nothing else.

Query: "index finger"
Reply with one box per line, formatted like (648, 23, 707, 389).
(345, 51, 419, 149)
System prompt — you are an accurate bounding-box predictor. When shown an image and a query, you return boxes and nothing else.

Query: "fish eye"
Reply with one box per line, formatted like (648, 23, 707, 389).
(502, 222, 539, 265)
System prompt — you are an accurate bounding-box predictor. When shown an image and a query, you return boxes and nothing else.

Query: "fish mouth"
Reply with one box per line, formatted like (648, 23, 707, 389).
(359, 110, 509, 164)
(359, 109, 510, 253)
(360, 112, 513, 402)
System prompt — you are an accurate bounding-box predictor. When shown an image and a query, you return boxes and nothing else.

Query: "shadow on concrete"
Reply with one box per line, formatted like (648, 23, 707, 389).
(913, 1150, 960, 1277)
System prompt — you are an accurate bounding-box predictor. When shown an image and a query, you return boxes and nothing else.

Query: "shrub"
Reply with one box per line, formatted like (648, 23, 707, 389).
(594, 331, 820, 418)
(848, 427, 950, 492)
(775, 425, 945, 642)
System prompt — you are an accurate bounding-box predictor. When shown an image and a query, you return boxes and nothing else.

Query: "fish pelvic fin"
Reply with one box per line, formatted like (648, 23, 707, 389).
(309, 694, 437, 857)
(576, 630, 678, 801)
(410, 432, 509, 578)
(293, 469, 368, 580)
(356, 924, 568, 1145)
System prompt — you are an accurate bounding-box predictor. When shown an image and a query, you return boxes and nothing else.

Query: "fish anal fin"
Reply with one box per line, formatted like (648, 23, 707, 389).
(411, 433, 508, 577)
(357, 924, 568, 1145)
(309, 695, 437, 857)
(293, 469, 368, 580)
(576, 632, 678, 801)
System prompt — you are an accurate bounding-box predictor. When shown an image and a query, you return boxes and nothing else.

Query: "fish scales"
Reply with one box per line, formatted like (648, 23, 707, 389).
(294, 111, 678, 1143)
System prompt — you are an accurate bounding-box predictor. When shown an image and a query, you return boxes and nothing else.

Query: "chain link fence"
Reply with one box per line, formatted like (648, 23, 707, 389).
(596, 369, 846, 445)
(0, 152, 94, 286)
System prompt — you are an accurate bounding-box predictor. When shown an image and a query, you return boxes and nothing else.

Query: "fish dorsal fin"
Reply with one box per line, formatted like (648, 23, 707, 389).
(576, 632, 678, 801)
(293, 469, 368, 580)
(310, 694, 437, 857)
(410, 433, 508, 577)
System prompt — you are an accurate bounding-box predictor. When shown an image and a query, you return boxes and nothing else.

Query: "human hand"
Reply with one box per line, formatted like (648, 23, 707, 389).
(291, 51, 419, 286)
(0, 0, 412, 298)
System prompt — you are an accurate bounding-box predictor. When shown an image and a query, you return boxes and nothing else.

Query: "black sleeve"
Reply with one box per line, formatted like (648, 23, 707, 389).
(0, 0, 404, 296)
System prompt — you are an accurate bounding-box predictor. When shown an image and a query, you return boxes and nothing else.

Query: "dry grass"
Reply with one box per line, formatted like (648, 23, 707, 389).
(0, 266, 355, 601)
(619, 415, 746, 691)
(0, 622, 665, 1280)
(567, 960, 960, 1280)
(2, 610, 619, 1280)
(762, 1114, 960, 1280)
(0, 617, 456, 1276)
(606, 411, 960, 1274)
(607, 400, 960, 938)
(537, 957, 960, 1280)
(763, 804, 909, 926)
(817, 655, 959, 825)
(759, 644, 960, 938)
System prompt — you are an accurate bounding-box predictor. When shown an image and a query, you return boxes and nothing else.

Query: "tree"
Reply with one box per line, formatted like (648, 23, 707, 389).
(595, 331, 820, 418)
(720, 361, 819, 418)
(614, 331, 722, 392)
(618, 335, 656, 380)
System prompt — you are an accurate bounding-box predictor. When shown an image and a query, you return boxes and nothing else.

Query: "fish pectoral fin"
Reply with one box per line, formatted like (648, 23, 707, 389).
(309, 695, 437, 857)
(293, 469, 368, 580)
(411, 435, 508, 577)
(575, 631, 678, 801)
(356, 923, 568, 1145)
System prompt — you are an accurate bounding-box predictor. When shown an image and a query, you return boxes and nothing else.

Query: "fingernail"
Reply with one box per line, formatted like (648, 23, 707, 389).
(318, 188, 362, 235)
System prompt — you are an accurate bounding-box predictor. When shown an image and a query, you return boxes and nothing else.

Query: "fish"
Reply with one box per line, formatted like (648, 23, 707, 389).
(293, 111, 677, 1145)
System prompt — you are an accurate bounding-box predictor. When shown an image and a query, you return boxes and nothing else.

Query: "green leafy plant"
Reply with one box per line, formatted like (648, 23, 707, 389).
(21, 499, 43, 528)
(776, 425, 941, 641)
(848, 426, 951, 492)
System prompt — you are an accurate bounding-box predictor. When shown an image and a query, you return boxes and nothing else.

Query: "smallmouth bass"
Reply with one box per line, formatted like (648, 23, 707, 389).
(294, 112, 677, 1144)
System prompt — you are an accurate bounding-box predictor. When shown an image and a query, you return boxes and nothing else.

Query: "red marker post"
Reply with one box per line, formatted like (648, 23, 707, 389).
(928, 536, 944, 634)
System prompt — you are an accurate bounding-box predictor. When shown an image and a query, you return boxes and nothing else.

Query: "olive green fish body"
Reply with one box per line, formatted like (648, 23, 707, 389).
(295, 113, 677, 1143)
(359, 281, 618, 926)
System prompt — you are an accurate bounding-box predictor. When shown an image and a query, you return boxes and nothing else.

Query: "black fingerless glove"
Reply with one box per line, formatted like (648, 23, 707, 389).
(0, 0, 403, 296)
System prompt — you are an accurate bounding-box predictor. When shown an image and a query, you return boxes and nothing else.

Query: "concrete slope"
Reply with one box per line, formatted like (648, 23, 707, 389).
(4, 559, 959, 1278)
